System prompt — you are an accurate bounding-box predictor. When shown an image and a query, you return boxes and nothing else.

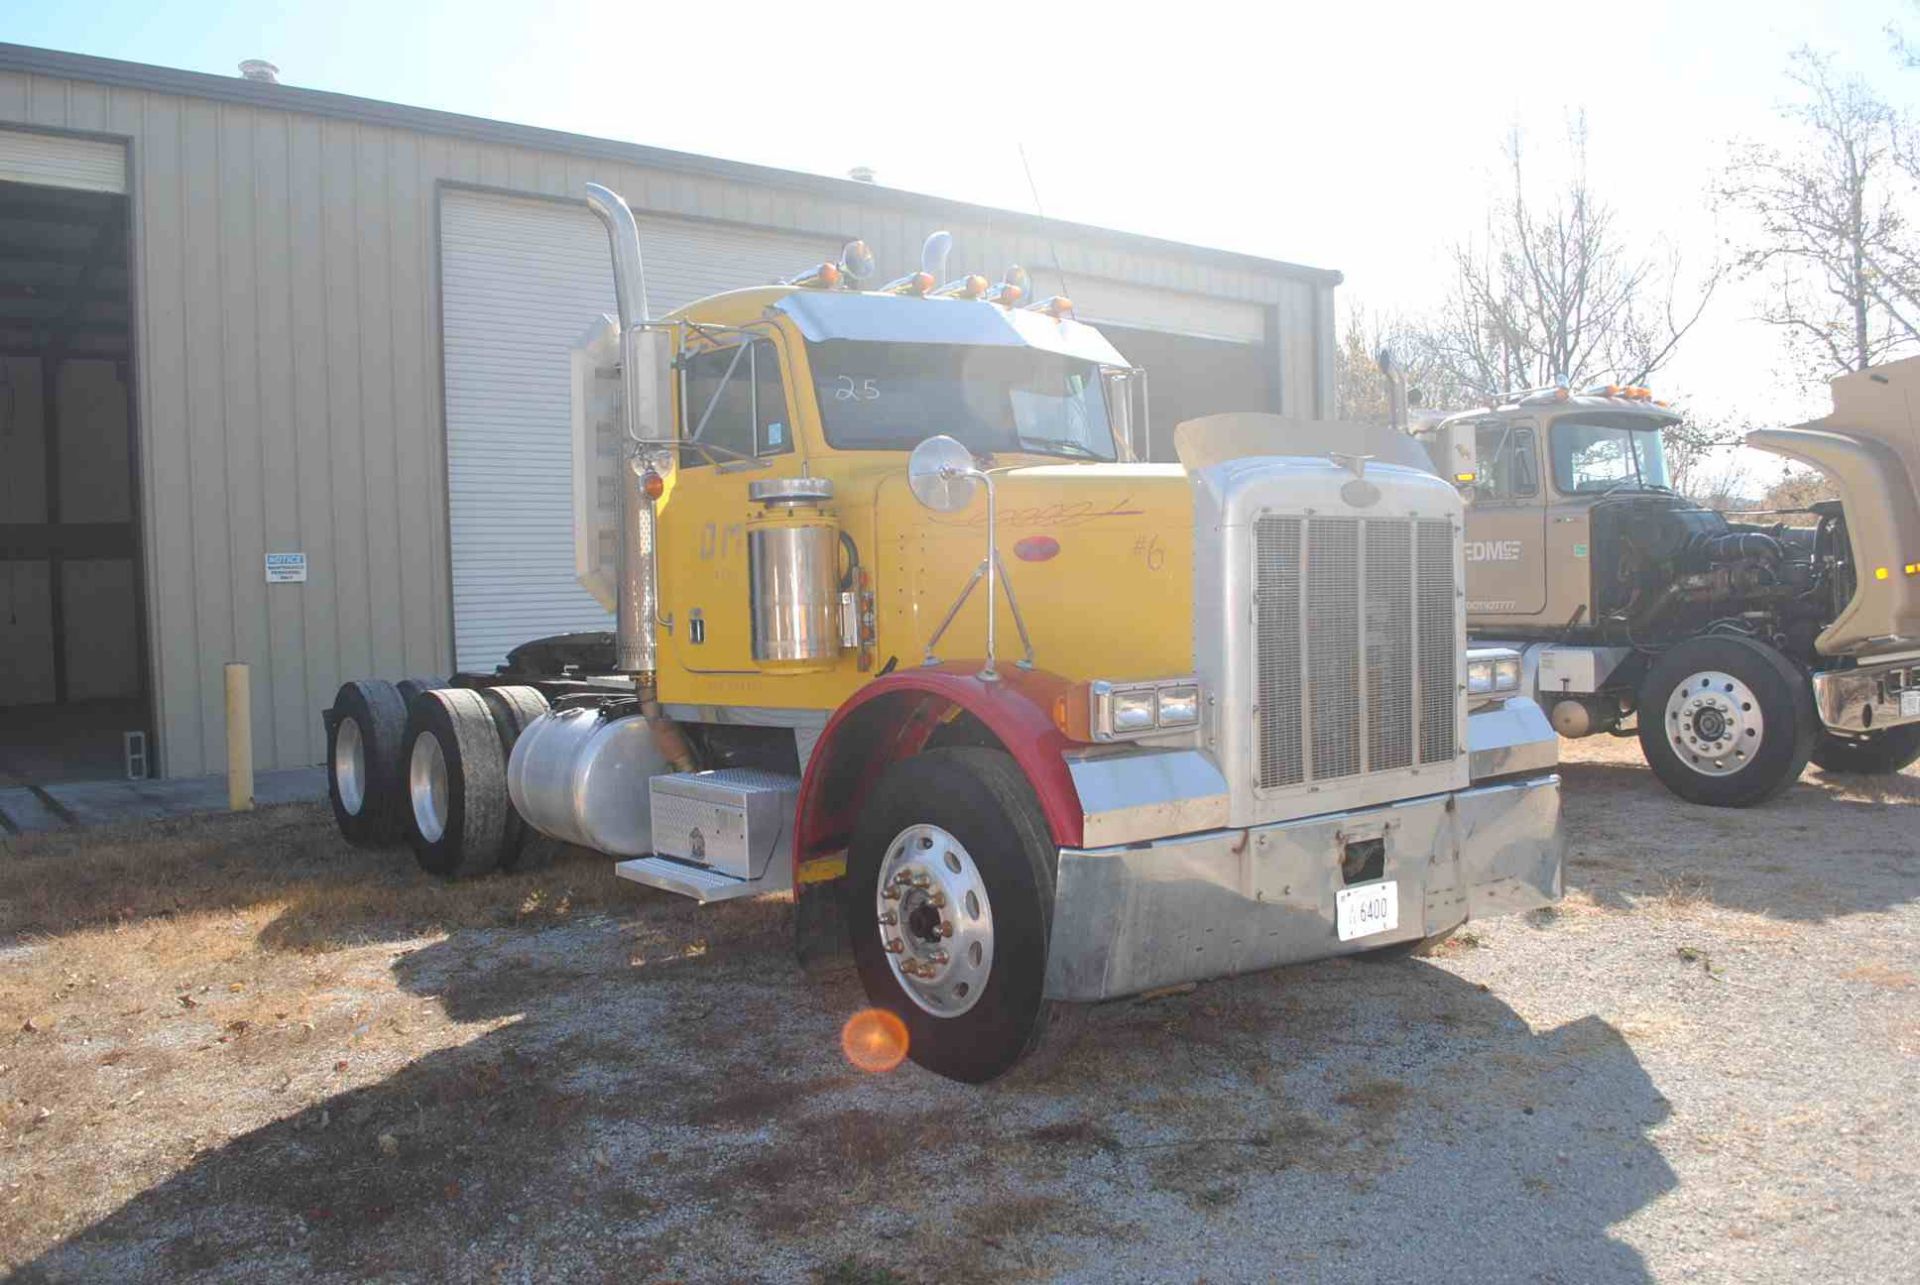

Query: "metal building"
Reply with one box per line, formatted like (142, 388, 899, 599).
(0, 43, 1341, 780)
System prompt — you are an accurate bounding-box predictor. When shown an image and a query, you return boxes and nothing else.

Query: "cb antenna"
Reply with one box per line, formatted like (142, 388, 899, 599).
(1018, 142, 1070, 300)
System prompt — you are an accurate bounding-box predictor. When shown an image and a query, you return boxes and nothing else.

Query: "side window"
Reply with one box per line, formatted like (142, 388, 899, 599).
(680, 339, 791, 467)
(1474, 424, 1539, 502)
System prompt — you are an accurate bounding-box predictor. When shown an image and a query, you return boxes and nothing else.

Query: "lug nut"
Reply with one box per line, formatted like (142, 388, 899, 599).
(893, 870, 914, 886)
(884, 937, 904, 954)
(912, 873, 931, 890)
(878, 910, 897, 926)
(938, 922, 954, 938)
(930, 949, 950, 965)
(882, 885, 902, 901)
(928, 890, 947, 908)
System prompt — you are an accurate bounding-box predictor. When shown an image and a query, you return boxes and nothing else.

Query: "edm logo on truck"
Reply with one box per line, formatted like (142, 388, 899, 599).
(1466, 540, 1524, 563)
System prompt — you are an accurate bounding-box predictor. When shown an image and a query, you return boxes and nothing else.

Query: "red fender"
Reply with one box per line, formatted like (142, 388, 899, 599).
(793, 665, 1084, 873)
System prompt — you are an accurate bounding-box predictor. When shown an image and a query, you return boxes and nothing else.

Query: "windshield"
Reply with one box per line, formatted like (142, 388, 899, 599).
(1549, 415, 1674, 493)
(807, 340, 1116, 461)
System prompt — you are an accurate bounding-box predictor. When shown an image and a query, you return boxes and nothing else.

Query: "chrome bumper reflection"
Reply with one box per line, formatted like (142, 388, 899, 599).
(1812, 660, 1920, 733)
(1043, 774, 1562, 1002)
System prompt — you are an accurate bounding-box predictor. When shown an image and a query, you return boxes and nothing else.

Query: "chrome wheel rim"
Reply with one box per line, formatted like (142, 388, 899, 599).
(409, 732, 450, 843)
(333, 716, 366, 816)
(876, 824, 993, 1018)
(1665, 669, 1763, 777)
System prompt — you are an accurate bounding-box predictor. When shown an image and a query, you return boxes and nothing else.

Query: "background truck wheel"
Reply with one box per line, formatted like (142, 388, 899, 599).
(1638, 635, 1815, 807)
(395, 676, 448, 707)
(476, 684, 550, 869)
(846, 747, 1056, 1084)
(1811, 724, 1920, 775)
(401, 688, 514, 878)
(326, 679, 409, 846)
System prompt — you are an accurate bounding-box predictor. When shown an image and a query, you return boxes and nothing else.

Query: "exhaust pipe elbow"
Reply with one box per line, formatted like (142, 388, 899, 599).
(585, 183, 650, 329)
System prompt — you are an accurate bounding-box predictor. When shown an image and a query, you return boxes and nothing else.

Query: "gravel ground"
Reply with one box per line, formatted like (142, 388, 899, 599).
(3, 736, 1916, 1284)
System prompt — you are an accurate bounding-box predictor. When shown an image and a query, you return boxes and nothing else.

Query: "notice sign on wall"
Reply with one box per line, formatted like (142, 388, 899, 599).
(265, 553, 308, 584)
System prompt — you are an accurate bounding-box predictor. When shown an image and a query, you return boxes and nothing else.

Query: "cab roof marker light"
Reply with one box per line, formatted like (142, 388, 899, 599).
(1875, 566, 1891, 580)
(986, 264, 1029, 307)
(1905, 562, 1920, 575)
(878, 271, 936, 296)
(783, 261, 841, 289)
(1027, 295, 1074, 319)
(931, 274, 989, 300)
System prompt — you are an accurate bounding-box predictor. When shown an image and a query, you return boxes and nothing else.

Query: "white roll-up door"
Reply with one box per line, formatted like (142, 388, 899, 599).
(0, 129, 126, 193)
(438, 188, 839, 670)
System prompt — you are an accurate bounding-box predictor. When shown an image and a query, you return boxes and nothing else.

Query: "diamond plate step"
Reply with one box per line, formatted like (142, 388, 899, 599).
(613, 853, 793, 904)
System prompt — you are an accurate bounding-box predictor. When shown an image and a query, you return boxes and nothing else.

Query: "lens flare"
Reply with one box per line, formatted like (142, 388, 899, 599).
(841, 1008, 909, 1073)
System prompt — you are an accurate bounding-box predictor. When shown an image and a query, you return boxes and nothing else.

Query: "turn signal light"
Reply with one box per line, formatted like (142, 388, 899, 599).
(641, 470, 664, 500)
(1875, 566, 1891, 580)
(1906, 563, 1920, 575)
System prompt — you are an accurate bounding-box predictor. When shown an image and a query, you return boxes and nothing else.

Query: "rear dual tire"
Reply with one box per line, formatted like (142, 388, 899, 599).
(401, 685, 549, 878)
(327, 680, 410, 845)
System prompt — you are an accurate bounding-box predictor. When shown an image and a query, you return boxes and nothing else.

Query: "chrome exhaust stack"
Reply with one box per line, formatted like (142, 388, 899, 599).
(585, 182, 662, 679)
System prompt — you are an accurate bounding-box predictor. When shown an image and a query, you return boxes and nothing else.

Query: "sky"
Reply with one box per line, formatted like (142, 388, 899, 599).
(7, 0, 1919, 486)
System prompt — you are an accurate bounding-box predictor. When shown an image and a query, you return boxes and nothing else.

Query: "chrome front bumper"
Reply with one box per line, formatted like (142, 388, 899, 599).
(1043, 774, 1563, 1002)
(1812, 658, 1920, 733)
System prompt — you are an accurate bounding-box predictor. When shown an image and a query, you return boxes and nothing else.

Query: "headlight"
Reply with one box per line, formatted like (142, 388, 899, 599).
(1467, 648, 1523, 697)
(1109, 689, 1157, 733)
(1072, 677, 1205, 741)
(1156, 684, 1200, 729)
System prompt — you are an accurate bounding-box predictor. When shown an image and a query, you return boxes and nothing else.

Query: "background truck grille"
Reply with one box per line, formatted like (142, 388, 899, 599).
(1254, 514, 1458, 790)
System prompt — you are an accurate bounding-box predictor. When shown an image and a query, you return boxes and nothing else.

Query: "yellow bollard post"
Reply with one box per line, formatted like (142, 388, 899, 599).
(226, 661, 254, 811)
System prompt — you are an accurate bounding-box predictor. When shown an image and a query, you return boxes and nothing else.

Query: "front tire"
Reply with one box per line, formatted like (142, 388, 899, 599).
(1811, 724, 1920, 775)
(1638, 636, 1815, 807)
(846, 748, 1056, 1083)
(401, 688, 513, 878)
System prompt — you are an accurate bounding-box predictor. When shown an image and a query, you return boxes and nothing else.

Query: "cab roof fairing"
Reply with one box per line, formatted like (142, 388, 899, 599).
(768, 290, 1131, 368)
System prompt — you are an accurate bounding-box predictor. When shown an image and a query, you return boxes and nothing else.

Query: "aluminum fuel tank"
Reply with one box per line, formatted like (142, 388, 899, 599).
(506, 707, 668, 856)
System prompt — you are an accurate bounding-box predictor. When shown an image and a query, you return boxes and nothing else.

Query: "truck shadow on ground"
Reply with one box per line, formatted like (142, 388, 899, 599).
(1556, 757, 1920, 923)
(17, 903, 1678, 1284)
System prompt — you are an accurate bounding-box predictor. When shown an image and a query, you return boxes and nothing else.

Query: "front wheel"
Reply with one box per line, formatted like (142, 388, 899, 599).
(1637, 636, 1815, 807)
(1811, 724, 1920, 775)
(846, 748, 1056, 1083)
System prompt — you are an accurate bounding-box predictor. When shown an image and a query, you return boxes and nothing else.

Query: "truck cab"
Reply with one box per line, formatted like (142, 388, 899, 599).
(1430, 377, 1920, 808)
(322, 185, 1567, 1083)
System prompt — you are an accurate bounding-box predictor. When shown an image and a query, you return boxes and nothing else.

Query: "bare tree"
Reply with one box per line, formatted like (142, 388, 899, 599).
(1434, 122, 1720, 398)
(1332, 307, 1474, 421)
(1720, 50, 1920, 378)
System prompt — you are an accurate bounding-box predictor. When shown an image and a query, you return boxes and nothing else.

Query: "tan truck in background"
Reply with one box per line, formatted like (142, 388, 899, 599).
(1407, 358, 1920, 806)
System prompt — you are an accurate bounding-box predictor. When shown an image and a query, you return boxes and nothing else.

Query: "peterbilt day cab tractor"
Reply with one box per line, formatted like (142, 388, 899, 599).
(322, 183, 1564, 1082)
(1406, 362, 1920, 807)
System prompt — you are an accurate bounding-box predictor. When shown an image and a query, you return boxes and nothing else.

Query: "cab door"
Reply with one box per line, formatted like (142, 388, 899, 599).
(654, 330, 800, 675)
(1464, 420, 1548, 620)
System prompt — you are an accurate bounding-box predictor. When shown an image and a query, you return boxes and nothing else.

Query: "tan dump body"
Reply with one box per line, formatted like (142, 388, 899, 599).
(1748, 357, 1920, 657)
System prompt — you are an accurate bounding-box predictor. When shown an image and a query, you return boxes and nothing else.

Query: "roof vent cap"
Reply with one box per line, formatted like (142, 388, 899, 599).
(847, 166, 876, 184)
(239, 60, 280, 84)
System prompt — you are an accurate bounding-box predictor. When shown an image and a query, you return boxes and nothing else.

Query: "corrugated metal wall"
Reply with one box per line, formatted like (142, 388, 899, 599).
(0, 66, 1335, 777)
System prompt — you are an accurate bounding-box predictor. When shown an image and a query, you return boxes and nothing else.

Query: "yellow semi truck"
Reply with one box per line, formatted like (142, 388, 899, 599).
(321, 184, 1563, 1082)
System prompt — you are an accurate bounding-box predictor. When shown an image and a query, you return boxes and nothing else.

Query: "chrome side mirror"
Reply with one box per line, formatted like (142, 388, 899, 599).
(907, 434, 980, 513)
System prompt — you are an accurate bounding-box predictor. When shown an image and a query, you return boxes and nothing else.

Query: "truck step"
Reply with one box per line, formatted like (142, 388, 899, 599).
(613, 853, 792, 903)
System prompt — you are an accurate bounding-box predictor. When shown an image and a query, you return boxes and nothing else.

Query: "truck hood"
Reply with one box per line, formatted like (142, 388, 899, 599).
(1747, 357, 1920, 656)
(873, 462, 1196, 682)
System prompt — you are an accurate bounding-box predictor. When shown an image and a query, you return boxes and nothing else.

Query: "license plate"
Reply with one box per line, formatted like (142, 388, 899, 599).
(1903, 690, 1920, 719)
(1336, 880, 1399, 942)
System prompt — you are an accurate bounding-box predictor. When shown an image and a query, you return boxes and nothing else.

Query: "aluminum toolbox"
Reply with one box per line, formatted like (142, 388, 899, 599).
(647, 768, 798, 880)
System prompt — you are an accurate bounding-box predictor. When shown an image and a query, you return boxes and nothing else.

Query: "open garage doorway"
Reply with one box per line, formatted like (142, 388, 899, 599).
(0, 158, 150, 791)
(1095, 323, 1274, 462)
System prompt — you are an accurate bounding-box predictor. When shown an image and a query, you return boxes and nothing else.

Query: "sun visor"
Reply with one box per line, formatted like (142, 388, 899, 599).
(772, 291, 1129, 366)
(1174, 413, 1438, 475)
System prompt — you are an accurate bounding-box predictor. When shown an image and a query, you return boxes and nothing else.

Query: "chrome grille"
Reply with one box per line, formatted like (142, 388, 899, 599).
(1254, 513, 1458, 791)
(1417, 520, 1457, 764)
(1253, 518, 1304, 788)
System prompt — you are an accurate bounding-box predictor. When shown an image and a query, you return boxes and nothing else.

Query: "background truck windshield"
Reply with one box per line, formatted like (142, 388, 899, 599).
(1550, 415, 1675, 492)
(807, 340, 1116, 460)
